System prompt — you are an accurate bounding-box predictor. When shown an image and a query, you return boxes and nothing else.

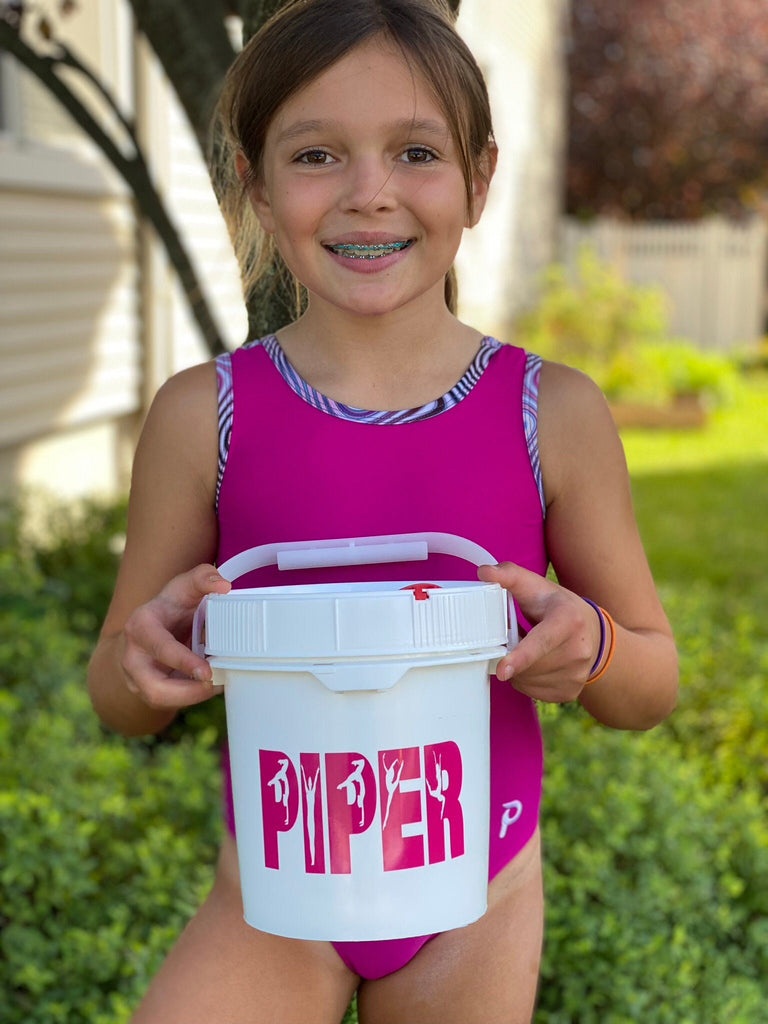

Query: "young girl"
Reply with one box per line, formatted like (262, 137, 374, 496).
(87, 1, 677, 1021)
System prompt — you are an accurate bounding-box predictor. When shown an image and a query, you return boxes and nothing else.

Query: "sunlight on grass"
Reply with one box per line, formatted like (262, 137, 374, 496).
(622, 375, 768, 597)
(620, 374, 768, 475)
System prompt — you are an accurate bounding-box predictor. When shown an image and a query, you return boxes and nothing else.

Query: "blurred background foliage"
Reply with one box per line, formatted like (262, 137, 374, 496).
(567, 0, 768, 220)
(514, 249, 740, 408)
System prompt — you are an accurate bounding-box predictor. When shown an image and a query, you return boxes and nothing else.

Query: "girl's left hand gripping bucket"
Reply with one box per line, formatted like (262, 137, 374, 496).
(193, 533, 515, 941)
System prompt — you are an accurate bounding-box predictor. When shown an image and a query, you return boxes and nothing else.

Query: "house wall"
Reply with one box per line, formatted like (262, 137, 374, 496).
(0, 1, 140, 501)
(455, 0, 567, 338)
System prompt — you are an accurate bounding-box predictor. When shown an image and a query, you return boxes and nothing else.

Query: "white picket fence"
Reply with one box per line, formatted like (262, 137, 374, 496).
(560, 216, 768, 350)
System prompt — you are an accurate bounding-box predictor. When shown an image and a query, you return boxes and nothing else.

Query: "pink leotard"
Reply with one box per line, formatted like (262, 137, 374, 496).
(215, 335, 547, 980)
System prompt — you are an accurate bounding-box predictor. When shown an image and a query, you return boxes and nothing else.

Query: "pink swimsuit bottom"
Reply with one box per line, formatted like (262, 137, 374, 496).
(221, 675, 542, 980)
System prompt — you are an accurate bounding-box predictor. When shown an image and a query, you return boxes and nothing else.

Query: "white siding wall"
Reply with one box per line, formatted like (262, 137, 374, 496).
(0, 0, 141, 500)
(456, 0, 567, 336)
(0, 187, 139, 447)
(0, 0, 245, 500)
(165, 88, 247, 366)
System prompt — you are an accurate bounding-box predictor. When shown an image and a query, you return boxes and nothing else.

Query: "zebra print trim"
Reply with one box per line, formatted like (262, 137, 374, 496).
(260, 333, 501, 424)
(215, 352, 233, 510)
(523, 352, 545, 515)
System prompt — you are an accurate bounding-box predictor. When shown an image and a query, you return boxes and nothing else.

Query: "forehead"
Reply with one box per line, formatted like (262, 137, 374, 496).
(268, 37, 450, 143)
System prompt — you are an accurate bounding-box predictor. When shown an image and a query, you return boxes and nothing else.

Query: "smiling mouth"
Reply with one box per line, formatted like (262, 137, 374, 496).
(324, 240, 414, 260)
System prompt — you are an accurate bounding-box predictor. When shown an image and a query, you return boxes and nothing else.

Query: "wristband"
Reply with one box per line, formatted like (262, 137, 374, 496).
(585, 607, 616, 683)
(581, 597, 605, 677)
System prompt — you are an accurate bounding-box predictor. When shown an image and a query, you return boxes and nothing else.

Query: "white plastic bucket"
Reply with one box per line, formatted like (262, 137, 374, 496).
(194, 533, 515, 941)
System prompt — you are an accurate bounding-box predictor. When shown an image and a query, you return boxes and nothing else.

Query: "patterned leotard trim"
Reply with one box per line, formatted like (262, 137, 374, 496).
(215, 335, 545, 513)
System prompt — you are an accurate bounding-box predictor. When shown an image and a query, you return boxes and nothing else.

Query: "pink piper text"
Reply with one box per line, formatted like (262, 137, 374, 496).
(259, 741, 465, 874)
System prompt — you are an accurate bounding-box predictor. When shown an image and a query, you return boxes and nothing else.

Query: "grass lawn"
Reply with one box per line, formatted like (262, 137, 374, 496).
(625, 376, 768, 612)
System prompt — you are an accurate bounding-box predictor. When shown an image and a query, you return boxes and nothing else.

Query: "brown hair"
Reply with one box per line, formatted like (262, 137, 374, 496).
(211, 0, 495, 316)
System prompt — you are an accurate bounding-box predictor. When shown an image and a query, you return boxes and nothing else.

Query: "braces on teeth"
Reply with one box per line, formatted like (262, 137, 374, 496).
(327, 240, 412, 258)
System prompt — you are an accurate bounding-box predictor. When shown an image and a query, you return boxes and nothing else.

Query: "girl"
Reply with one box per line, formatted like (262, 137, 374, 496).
(87, 1, 678, 1021)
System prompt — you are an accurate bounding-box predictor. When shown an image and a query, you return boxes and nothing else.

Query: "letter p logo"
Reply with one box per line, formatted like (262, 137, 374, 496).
(259, 750, 298, 869)
(499, 800, 523, 840)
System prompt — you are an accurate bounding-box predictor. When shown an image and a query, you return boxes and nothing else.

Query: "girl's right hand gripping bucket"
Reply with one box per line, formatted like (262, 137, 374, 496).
(194, 533, 515, 941)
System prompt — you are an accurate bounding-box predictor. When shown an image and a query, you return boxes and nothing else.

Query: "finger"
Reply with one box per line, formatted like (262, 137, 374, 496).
(156, 564, 231, 621)
(495, 619, 565, 682)
(123, 648, 223, 708)
(477, 562, 559, 624)
(124, 602, 212, 676)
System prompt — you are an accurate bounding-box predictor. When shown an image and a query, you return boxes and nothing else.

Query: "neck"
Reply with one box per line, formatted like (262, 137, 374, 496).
(274, 291, 485, 410)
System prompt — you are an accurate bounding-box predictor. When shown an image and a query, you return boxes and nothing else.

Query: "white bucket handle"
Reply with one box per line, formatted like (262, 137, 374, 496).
(193, 532, 517, 655)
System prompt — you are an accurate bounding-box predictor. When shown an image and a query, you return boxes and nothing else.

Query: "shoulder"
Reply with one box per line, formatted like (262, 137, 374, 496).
(143, 361, 218, 436)
(536, 359, 626, 507)
(538, 358, 608, 414)
(135, 361, 219, 492)
(152, 359, 219, 408)
(538, 359, 617, 440)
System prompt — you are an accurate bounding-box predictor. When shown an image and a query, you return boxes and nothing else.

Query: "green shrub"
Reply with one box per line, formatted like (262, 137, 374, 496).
(536, 711, 768, 1023)
(0, 507, 222, 1024)
(601, 340, 739, 407)
(1, 495, 128, 642)
(736, 337, 768, 373)
(514, 248, 739, 407)
(629, 460, 768, 796)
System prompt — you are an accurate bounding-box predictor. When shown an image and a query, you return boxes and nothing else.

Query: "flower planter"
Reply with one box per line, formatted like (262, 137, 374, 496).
(609, 393, 707, 429)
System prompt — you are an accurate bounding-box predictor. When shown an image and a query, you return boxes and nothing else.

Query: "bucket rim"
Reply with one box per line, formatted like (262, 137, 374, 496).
(205, 579, 501, 600)
(208, 646, 507, 672)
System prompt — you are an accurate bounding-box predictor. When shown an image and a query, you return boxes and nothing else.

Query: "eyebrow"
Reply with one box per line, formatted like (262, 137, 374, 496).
(275, 117, 450, 143)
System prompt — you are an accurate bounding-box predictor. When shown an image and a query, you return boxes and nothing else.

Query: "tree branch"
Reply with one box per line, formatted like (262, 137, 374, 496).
(53, 39, 141, 157)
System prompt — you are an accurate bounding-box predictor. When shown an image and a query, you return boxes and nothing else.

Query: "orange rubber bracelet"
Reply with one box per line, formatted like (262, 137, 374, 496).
(585, 607, 616, 683)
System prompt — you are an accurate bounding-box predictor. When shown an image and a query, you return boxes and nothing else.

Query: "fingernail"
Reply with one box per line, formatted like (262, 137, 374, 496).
(193, 667, 210, 683)
(497, 664, 513, 682)
(207, 573, 224, 583)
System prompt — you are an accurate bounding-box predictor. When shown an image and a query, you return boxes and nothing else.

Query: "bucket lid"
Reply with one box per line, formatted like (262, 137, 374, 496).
(202, 580, 507, 660)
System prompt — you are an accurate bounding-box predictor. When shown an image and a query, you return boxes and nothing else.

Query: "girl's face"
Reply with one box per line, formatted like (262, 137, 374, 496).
(243, 37, 492, 322)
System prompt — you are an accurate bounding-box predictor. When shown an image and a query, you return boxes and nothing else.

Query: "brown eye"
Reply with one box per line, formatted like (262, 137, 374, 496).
(298, 149, 330, 165)
(401, 147, 437, 163)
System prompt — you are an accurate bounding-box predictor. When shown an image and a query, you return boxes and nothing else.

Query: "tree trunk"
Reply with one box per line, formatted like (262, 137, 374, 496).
(127, 0, 235, 159)
(241, 0, 285, 43)
(237, 0, 304, 338)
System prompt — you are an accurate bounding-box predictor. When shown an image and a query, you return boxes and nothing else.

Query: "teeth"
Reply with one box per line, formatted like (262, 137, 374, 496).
(327, 240, 411, 259)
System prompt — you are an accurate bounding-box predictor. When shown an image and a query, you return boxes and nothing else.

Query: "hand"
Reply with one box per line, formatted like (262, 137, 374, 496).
(121, 564, 231, 711)
(477, 562, 602, 703)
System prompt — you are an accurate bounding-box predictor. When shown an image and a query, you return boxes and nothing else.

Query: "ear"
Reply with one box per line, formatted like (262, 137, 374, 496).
(234, 149, 276, 234)
(467, 140, 498, 228)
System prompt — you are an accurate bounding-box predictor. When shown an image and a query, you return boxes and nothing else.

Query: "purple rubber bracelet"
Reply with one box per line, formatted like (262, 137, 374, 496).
(582, 597, 606, 678)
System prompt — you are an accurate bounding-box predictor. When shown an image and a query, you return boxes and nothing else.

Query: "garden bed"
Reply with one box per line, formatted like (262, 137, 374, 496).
(609, 392, 707, 429)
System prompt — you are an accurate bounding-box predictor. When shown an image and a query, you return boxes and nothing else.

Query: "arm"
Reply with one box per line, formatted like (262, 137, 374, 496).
(479, 360, 677, 730)
(87, 361, 230, 737)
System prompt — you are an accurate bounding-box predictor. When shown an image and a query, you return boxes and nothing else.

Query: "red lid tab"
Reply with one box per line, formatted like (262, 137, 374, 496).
(400, 583, 442, 601)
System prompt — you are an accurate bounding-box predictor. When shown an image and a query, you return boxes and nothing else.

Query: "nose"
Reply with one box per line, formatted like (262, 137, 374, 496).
(340, 155, 398, 213)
